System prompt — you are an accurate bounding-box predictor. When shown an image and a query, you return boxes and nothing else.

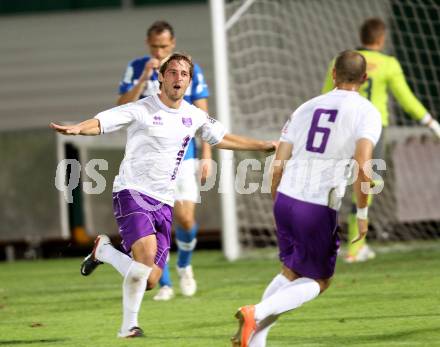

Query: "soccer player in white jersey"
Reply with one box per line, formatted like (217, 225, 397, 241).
(117, 21, 212, 300)
(231, 50, 382, 347)
(323, 18, 440, 263)
(50, 53, 275, 339)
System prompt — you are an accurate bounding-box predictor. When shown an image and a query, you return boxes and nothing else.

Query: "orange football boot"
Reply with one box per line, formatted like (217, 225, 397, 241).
(231, 305, 257, 347)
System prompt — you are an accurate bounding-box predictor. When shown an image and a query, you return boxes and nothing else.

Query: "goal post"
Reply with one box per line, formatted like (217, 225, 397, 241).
(210, 0, 240, 261)
(211, 0, 440, 258)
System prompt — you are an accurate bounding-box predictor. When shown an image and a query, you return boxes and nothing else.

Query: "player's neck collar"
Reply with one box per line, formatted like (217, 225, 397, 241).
(154, 94, 184, 113)
(334, 87, 359, 93)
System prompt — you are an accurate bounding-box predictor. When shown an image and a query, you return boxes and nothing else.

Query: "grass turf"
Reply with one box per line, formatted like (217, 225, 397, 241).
(0, 247, 439, 347)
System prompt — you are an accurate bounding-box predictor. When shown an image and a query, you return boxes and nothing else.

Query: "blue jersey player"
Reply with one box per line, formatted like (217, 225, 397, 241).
(117, 21, 211, 301)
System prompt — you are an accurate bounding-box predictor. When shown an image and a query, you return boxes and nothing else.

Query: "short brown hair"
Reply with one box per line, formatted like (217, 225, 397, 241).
(147, 20, 174, 38)
(360, 17, 385, 45)
(334, 50, 366, 85)
(159, 52, 194, 79)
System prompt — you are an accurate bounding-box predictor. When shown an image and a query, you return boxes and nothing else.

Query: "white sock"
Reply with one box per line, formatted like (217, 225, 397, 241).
(249, 274, 289, 347)
(121, 261, 152, 333)
(96, 243, 132, 277)
(254, 277, 320, 322)
(249, 315, 278, 347)
(261, 273, 290, 300)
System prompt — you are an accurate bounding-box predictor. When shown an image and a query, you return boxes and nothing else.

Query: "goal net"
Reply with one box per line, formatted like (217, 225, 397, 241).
(218, 0, 440, 253)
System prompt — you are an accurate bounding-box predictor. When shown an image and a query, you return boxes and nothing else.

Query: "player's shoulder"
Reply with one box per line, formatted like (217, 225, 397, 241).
(301, 93, 331, 110)
(372, 50, 399, 65)
(191, 62, 207, 83)
(184, 99, 206, 116)
(134, 95, 158, 111)
(137, 94, 155, 103)
(359, 49, 400, 68)
(127, 55, 149, 68)
(354, 94, 381, 119)
(184, 100, 212, 124)
(322, 90, 376, 113)
(307, 90, 361, 112)
(289, 94, 324, 120)
(384, 54, 401, 70)
(355, 93, 376, 108)
(192, 62, 204, 72)
(344, 90, 373, 106)
(357, 47, 385, 58)
(303, 93, 329, 107)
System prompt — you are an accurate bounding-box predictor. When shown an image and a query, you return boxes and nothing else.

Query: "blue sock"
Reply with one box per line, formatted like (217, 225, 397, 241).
(159, 263, 172, 287)
(176, 224, 198, 268)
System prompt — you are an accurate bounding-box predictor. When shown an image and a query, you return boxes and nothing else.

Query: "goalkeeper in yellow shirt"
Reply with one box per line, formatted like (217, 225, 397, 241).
(322, 17, 440, 262)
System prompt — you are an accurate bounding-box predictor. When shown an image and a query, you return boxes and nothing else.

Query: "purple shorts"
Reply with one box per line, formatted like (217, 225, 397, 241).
(112, 189, 173, 269)
(273, 192, 340, 279)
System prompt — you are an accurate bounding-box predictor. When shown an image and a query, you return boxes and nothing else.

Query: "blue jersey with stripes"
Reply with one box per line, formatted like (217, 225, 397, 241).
(119, 56, 209, 160)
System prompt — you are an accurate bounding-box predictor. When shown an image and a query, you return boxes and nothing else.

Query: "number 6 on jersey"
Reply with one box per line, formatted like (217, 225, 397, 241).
(306, 108, 338, 154)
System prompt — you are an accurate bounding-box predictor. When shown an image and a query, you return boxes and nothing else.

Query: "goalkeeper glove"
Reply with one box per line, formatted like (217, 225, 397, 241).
(420, 113, 440, 139)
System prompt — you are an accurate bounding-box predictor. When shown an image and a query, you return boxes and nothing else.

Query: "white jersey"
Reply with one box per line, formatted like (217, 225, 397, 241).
(95, 94, 226, 206)
(278, 89, 382, 207)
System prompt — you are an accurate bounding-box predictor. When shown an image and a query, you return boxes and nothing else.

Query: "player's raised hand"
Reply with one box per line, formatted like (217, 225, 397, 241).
(140, 58, 161, 81)
(265, 141, 279, 152)
(428, 118, 440, 139)
(352, 218, 368, 244)
(50, 119, 101, 136)
(50, 122, 81, 135)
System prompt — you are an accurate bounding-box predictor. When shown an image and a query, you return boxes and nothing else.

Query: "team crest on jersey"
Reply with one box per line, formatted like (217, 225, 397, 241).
(182, 117, 192, 127)
(153, 115, 163, 126)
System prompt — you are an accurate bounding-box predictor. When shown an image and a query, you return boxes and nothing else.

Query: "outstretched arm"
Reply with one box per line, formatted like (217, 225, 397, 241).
(49, 119, 101, 136)
(387, 57, 440, 138)
(388, 59, 428, 122)
(214, 133, 276, 152)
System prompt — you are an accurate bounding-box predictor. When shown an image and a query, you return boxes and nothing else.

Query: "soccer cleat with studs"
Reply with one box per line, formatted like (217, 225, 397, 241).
(153, 285, 175, 301)
(344, 245, 376, 263)
(177, 265, 197, 297)
(80, 235, 110, 276)
(231, 305, 257, 347)
(118, 326, 144, 338)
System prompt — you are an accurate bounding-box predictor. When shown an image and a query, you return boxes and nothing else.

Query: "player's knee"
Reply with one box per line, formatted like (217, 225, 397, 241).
(145, 267, 161, 290)
(178, 216, 195, 231)
(135, 253, 156, 268)
(281, 266, 301, 281)
(317, 278, 332, 293)
(146, 278, 158, 290)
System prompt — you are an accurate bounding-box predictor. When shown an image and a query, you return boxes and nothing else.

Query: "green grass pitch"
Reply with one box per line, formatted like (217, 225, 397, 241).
(0, 247, 439, 347)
